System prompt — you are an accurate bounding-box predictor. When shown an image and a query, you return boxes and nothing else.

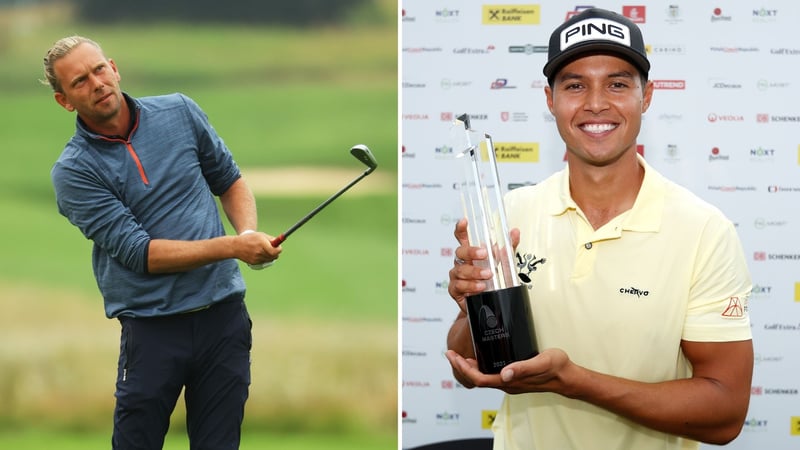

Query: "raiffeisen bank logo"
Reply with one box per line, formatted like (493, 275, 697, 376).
(482, 4, 540, 25)
(494, 143, 539, 162)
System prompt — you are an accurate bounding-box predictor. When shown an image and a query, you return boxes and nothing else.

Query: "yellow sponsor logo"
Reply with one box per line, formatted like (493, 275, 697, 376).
(495, 142, 540, 162)
(795, 282, 800, 302)
(478, 141, 540, 163)
(791, 416, 800, 435)
(482, 410, 497, 429)
(483, 5, 541, 24)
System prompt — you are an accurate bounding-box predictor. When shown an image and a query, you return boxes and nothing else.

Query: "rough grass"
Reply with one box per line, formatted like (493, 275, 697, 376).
(0, 282, 397, 437)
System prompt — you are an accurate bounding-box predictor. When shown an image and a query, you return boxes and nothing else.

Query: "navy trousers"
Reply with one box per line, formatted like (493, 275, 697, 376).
(112, 296, 252, 450)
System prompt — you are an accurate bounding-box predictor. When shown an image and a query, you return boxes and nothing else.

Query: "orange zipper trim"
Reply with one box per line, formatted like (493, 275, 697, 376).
(96, 110, 149, 185)
(124, 142, 150, 185)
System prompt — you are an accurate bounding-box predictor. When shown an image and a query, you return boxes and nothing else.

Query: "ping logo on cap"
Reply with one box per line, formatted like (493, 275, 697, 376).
(560, 18, 631, 50)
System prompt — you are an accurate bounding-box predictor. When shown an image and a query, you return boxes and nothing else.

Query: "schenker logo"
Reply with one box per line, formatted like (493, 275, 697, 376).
(560, 18, 631, 50)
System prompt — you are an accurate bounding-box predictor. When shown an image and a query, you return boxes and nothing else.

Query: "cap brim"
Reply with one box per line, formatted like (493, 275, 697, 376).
(543, 42, 650, 79)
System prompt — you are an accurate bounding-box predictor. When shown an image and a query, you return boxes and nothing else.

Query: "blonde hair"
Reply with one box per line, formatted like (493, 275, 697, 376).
(42, 36, 104, 93)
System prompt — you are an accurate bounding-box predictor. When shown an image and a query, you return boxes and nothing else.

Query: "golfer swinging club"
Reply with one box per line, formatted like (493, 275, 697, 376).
(43, 35, 280, 448)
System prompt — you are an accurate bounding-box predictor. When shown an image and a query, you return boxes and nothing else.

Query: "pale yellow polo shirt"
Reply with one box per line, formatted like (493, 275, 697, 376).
(493, 155, 752, 450)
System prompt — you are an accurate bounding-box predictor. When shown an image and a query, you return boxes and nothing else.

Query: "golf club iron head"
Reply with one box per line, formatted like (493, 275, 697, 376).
(350, 144, 378, 174)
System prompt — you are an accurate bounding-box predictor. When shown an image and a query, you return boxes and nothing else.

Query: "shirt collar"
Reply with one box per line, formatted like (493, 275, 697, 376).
(547, 153, 664, 232)
(76, 92, 138, 140)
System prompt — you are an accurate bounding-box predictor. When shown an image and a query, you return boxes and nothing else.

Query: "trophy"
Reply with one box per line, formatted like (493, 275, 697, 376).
(451, 114, 539, 374)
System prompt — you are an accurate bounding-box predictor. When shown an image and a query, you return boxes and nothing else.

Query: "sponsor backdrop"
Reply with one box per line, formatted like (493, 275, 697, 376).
(401, 1, 800, 449)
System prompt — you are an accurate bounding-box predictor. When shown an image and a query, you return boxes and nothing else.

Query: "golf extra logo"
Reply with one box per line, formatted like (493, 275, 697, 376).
(516, 251, 546, 285)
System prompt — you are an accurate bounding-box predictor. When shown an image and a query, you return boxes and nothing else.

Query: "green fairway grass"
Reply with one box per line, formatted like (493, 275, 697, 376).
(0, 428, 396, 450)
(0, 2, 398, 447)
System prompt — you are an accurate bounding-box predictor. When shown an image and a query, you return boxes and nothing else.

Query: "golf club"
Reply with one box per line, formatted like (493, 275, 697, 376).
(270, 144, 378, 247)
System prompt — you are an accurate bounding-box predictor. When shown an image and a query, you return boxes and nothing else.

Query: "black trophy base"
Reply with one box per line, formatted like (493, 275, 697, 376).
(465, 285, 538, 374)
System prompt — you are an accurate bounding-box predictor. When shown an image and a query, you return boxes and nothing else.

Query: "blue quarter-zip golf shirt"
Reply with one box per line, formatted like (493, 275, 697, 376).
(52, 92, 246, 318)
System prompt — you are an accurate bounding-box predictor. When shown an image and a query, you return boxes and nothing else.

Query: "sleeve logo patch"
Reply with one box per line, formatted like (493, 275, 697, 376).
(721, 296, 746, 317)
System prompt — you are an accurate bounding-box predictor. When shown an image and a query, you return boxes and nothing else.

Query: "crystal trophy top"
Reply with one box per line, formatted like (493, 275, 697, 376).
(450, 114, 519, 292)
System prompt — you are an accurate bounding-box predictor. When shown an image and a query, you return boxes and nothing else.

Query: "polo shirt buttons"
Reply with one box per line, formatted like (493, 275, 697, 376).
(584, 242, 593, 250)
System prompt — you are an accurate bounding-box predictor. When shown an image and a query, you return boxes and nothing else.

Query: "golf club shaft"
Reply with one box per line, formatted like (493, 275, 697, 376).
(270, 169, 371, 246)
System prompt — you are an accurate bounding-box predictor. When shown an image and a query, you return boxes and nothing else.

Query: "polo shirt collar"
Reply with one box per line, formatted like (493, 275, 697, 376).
(546, 153, 664, 232)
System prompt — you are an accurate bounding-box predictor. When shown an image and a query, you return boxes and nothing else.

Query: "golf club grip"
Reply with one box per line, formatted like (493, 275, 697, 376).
(271, 234, 285, 247)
